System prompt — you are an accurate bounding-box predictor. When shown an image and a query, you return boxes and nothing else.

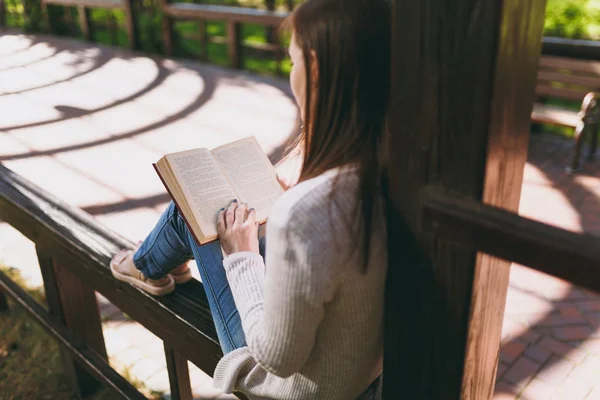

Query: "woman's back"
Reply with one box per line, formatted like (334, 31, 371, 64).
(213, 167, 387, 400)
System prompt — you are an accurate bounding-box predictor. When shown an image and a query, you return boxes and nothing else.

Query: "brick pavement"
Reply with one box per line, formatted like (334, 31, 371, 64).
(0, 32, 599, 399)
(494, 136, 600, 399)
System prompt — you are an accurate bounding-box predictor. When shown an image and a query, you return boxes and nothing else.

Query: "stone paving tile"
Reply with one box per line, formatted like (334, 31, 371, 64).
(1, 32, 599, 400)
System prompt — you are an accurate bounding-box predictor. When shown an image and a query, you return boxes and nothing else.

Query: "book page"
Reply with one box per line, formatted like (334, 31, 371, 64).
(211, 137, 283, 222)
(166, 149, 237, 238)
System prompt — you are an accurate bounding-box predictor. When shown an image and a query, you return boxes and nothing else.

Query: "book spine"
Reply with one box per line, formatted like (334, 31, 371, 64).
(152, 163, 219, 246)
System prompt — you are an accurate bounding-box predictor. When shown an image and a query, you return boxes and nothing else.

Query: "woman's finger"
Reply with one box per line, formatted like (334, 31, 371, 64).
(246, 208, 257, 227)
(226, 200, 237, 227)
(234, 203, 248, 226)
(216, 208, 226, 235)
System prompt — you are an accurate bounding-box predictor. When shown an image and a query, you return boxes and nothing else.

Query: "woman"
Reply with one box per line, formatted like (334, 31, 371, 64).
(110, 0, 389, 398)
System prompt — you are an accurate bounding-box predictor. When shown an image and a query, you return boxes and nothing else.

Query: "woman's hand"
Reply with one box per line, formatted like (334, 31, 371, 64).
(217, 200, 260, 257)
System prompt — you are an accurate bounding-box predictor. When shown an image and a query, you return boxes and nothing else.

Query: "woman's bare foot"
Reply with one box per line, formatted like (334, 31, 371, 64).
(110, 249, 175, 296)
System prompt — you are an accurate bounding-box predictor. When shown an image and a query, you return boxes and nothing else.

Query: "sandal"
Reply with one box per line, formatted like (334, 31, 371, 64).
(170, 263, 193, 285)
(110, 249, 175, 296)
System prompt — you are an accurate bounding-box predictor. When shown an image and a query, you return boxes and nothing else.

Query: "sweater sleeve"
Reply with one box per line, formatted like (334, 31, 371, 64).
(223, 207, 337, 378)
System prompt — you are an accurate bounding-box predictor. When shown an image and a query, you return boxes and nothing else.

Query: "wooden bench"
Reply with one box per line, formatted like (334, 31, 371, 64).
(0, 164, 237, 399)
(159, 3, 290, 73)
(532, 55, 600, 172)
(41, 0, 137, 49)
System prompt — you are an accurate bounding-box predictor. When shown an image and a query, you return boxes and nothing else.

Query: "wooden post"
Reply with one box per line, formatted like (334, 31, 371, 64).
(0, 287, 8, 312)
(274, 32, 283, 76)
(571, 121, 587, 172)
(123, 0, 137, 50)
(227, 21, 243, 69)
(164, 343, 193, 400)
(37, 249, 108, 398)
(198, 20, 208, 61)
(0, 0, 6, 29)
(160, 0, 174, 56)
(78, 5, 92, 41)
(264, 0, 276, 45)
(384, 0, 547, 398)
(41, 1, 52, 33)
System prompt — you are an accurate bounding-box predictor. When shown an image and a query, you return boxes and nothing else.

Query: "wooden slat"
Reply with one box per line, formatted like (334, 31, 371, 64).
(385, 0, 546, 398)
(0, 287, 8, 312)
(538, 70, 600, 90)
(0, 0, 6, 28)
(227, 21, 242, 69)
(161, 11, 174, 56)
(542, 37, 600, 61)
(536, 83, 588, 102)
(198, 20, 208, 61)
(0, 269, 146, 400)
(163, 3, 288, 26)
(0, 164, 223, 375)
(78, 5, 92, 41)
(38, 250, 107, 397)
(540, 54, 600, 73)
(123, 0, 137, 49)
(165, 343, 193, 400)
(531, 103, 580, 127)
(421, 190, 600, 292)
(44, 0, 124, 10)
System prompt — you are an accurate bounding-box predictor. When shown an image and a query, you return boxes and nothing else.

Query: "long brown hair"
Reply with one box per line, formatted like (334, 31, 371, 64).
(288, 0, 391, 270)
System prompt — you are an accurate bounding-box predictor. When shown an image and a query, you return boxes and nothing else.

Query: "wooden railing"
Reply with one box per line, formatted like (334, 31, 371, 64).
(159, 3, 290, 73)
(41, 0, 137, 49)
(0, 163, 236, 399)
(420, 187, 600, 291)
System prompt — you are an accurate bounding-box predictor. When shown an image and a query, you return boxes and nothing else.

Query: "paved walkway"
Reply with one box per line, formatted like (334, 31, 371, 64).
(0, 32, 599, 399)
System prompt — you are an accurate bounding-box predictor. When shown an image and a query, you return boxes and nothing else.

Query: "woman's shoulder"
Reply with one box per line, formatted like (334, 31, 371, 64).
(269, 167, 359, 229)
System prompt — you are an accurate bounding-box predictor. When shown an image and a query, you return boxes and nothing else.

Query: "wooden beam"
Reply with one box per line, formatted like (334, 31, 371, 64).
(421, 189, 600, 291)
(463, 1, 548, 397)
(385, 0, 547, 398)
(164, 343, 193, 400)
(38, 249, 108, 398)
(162, 4, 288, 26)
(43, 0, 124, 9)
(0, 269, 146, 400)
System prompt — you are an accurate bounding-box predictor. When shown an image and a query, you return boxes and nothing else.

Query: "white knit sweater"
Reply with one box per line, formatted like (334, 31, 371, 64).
(213, 168, 387, 400)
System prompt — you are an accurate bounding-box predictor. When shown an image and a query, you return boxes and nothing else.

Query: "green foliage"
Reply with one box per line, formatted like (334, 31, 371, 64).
(21, 0, 43, 32)
(544, 0, 600, 39)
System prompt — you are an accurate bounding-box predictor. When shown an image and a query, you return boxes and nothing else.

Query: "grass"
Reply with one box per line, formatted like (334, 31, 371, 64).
(0, 265, 162, 400)
(0, 266, 77, 399)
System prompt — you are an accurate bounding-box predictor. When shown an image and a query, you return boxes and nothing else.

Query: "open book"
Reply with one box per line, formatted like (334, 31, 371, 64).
(154, 136, 284, 245)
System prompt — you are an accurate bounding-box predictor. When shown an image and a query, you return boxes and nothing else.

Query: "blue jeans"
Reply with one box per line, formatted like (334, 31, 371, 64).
(132, 201, 264, 354)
